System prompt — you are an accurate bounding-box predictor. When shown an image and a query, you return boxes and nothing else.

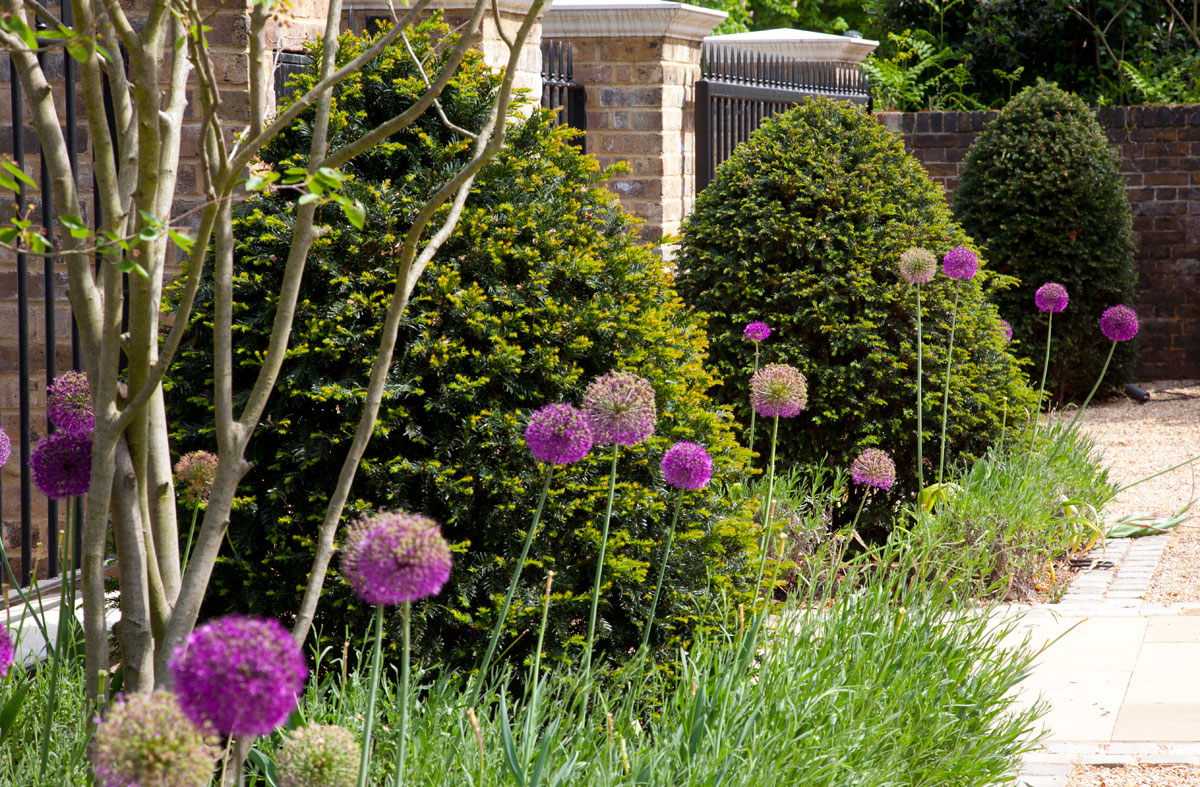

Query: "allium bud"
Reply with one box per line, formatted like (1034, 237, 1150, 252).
(661, 442, 713, 491)
(850, 448, 896, 490)
(46, 370, 93, 433)
(942, 246, 978, 280)
(90, 690, 219, 787)
(750, 364, 808, 419)
(525, 404, 593, 465)
(1100, 305, 1139, 342)
(341, 511, 452, 606)
(584, 371, 656, 447)
(897, 248, 937, 284)
(275, 724, 358, 787)
(1034, 282, 1069, 314)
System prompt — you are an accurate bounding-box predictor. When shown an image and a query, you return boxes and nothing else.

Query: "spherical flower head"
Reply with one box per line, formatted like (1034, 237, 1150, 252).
(1100, 304, 1139, 342)
(743, 321, 771, 342)
(999, 319, 1013, 343)
(0, 427, 9, 468)
(942, 246, 978, 281)
(897, 247, 937, 284)
(276, 724, 358, 787)
(0, 627, 12, 678)
(169, 615, 307, 738)
(1035, 282, 1069, 313)
(46, 370, 93, 433)
(341, 511, 452, 606)
(850, 448, 896, 491)
(584, 371, 656, 447)
(90, 690, 220, 787)
(525, 404, 593, 465)
(661, 441, 713, 491)
(30, 430, 92, 499)
(750, 364, 808, 419)
(174, 450, 219, 507)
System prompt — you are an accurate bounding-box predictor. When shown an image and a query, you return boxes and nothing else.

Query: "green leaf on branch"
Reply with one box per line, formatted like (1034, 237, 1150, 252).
(60, 214, 89, 239)
(168, 229, 195, 253)
(116, 257, 149, 278)
(340, 198, 365, 229)
(297, 193, 321, 205)
(1, 161, 35, 188)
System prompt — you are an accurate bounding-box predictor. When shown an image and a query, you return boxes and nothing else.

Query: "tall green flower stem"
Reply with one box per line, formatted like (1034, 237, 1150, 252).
(747, 343, 761, 459)
(524, 572, 554, 756)
(641, 496, 682, 652)
(356, 605, 385, 787)
(752, 416, 781, 595)
(1064, 340, 1117, 435)
(470, 466, 555, 706)
(38, 502, 74, 781)
(583, 445, 621, 680)
(181, 503, 201, 574)
(1035, 312, 1055, 424)
(914, 284, 925, 490)
(391, 601, 411, 787)
(936, 286, 961, 486)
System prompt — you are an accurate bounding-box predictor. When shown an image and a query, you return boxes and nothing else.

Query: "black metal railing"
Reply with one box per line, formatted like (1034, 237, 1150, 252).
(695, 44, 871, 191)
(540, 39, 586, 150)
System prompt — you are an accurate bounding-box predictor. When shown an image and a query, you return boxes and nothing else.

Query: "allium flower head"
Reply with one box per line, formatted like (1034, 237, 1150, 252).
(525, 404, 593, 465)
(170, 615, 307, 738)
(174, 450, 219, 508)
(661, 442, 713, 491)
(46, 370, 93, 433)
(942, 246, 978, 280)
(750, 364, 808, 419)
(584, 371, 656, 447)
(743, 321, 771, 342)
(341, 511, 452, 606)
(1035, 282, 1069, 313)
(90, 690, 220, 787)
(30, 430, 92, 499)
(0, 427, 9, 468)
(0, 627, 12, 678)
(999, 319, 1013, 343)
(276, 724, 358, 787)
(1100, 305, 1139, 342)
(850, 448, 896, 490)
(897, 247, 937, 284)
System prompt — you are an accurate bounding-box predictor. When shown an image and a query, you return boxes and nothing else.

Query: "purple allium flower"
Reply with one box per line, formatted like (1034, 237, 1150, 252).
(661, 441, 713, 491)
(999, 319, 1013, 343)
(30, 430, 92, 499)
(584, 371, 656, 447)
(276, 724, 358, 787)
(0, 427, 9, 468)
(1034, 282, 1069, 313)
(750, 364, 808, 419)
(897, 248, 937, 284)
(175, 450, 219, 508)
(942, 246, 978, 280)
(170, 615, 307, 738)
(0, 627, 12, 678)
(90, 690, 219, 787)
(525, 404, 593, 465)
(46, 370, 93, 433)
(1100, 305, 1139, 342)
(341, 511, 452, 606)
(850, 448, 896, 491)
(743, 321, 771, 342)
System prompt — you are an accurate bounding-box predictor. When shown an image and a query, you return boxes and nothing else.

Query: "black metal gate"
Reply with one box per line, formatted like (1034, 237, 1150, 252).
(540, 39, 586, 150)
(695, 44, 871, 191)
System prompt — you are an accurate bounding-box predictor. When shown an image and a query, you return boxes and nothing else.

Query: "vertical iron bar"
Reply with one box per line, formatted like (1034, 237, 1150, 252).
(37, 27, 59, 580)
(12, 58, 32, 587)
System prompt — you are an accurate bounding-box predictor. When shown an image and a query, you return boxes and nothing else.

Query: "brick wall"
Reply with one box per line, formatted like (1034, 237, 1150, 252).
(877, 106, 1200, 380)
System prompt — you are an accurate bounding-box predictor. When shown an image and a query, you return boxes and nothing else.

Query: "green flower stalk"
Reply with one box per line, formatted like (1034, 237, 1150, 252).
(898, 248, 937, 489)
(936, 247, 977, 486)
(743, 322, 771, 459)
(1066, 305, 1139, 434)
(1033, 282, 1069, 421)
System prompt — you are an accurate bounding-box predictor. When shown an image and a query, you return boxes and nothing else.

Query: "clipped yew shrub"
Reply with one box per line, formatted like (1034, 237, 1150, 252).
(955, 80, 1138, 401)
(166, 21, 756, 672)
(676, 97, 1035, 509)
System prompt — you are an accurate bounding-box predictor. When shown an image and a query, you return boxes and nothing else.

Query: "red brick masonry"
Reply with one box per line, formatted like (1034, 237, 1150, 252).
(877, 106, 1200, 380)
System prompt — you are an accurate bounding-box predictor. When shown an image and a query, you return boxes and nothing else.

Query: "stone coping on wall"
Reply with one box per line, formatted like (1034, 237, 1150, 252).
(346, 0, 542, 13)
(704, 28, 878, 63)
(542, 0, 726, 40)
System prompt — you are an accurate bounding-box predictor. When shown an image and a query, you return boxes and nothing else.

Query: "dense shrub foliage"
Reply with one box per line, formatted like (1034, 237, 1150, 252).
(676, 98, 1035, 512)
(166, 21, 756, 671)
(955, 80, 1138, 401)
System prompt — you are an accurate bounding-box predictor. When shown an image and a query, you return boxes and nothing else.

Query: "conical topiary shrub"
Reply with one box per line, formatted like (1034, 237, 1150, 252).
(676, 97, 1034, 515)
(955, 79, 1137, 401)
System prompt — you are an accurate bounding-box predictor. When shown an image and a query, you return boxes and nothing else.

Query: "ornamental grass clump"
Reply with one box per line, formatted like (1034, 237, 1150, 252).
(89, 690, 219, 787)
(169, 615, 307, 739)
(276, 725, 358, 787)
(45, 370, 93, 433)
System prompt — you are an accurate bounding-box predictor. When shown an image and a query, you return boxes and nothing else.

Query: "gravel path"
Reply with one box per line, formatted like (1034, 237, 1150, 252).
(1070, 764, 1200, 786)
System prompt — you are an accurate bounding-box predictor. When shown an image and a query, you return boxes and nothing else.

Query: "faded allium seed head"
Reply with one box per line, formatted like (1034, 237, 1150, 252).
(743, 321, 771, 342)
(341, 511, 452, 606)
(0, 427, 10, 468)
(1100, 305, 1139, 342)
(525, 404, 593, 466)
(46, 370, 94, 433)
(1034, 282, 1069, 313)
(174, 451, 219, 508)
(275, 724, 358, 787)
(850, 448, 896, 490)
(661, 442, 713, 491)
(942, 246, 978, 281)
(897, 248, 937, 284)
(750, 364, 808, 419)
(90, 690, 220, 787)
(169, 615, 307, 738)
(999, 319, 1013, 343)
(30, 430, 92, 500)
(584, 371, 656, 447)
